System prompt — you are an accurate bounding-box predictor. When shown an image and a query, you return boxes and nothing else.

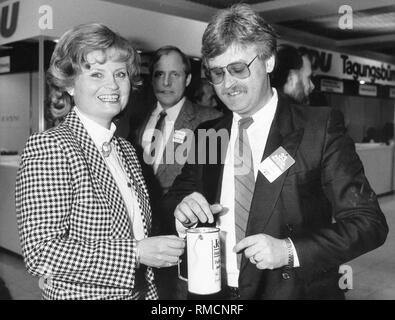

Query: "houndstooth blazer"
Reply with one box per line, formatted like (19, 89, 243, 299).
(15, 110, 158, 300)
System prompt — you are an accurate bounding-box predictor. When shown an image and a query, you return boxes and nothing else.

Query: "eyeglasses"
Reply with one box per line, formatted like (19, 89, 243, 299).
(207, 55, 259, 85)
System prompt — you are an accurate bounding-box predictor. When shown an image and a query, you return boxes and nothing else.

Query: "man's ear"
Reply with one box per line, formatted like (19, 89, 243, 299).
(266, 55, 275, 73)
(185, 73, 192, 87)
(284, 70, 298, 92)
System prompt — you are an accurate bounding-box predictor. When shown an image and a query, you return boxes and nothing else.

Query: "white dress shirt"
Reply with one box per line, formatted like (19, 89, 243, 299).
(141, 98, 185, 173)
(219, 88, 299, 287)
(74, 106, 145, 240)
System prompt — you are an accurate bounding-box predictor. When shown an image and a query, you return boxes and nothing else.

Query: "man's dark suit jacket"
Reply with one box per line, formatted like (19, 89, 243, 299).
(162, 95, 388, 299)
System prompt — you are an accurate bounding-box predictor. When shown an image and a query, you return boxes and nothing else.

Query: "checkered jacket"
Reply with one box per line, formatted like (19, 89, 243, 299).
(15, 110, 158, 300)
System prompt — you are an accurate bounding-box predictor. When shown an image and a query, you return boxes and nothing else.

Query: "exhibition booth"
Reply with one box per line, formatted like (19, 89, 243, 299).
(0, 0, 208, 254)
(0, 0, 395, 254)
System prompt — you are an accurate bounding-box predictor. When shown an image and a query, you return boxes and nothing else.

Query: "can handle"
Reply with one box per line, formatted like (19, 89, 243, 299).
(178, 257, 188, 282)
(177, 234, 201, 282)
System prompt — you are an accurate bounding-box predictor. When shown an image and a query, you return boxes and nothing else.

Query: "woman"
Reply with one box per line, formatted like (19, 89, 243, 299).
(15, 23, 185, 300)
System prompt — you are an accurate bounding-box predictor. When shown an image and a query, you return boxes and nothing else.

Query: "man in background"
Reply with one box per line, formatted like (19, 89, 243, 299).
(271, 44, 315, 105)
(130, 45, 221, 298)
(193, 77, 220, 108)
(131, 46, 221, 199)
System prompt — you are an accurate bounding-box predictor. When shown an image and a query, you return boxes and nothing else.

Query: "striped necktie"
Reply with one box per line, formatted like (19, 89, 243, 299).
(234, 117, 255, 267)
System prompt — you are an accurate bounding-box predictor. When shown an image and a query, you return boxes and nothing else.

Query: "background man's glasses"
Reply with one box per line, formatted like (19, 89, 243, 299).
(207, 55, 258, 85)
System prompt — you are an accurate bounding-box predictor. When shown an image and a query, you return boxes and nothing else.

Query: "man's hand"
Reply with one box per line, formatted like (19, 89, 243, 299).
(138, 235, 185, 268)
(174, 192, 223, 227)
(234, 234, 289, 270)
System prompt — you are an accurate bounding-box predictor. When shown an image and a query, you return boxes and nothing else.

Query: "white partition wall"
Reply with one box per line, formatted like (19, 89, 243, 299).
(0, 72, 31, 154)
(356, 144, 394, 195)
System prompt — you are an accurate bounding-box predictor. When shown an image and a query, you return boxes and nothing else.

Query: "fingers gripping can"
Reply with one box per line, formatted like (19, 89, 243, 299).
(185, 227, 221, 294)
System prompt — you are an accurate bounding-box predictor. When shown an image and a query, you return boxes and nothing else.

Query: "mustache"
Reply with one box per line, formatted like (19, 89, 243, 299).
(221, 85, 247, 95)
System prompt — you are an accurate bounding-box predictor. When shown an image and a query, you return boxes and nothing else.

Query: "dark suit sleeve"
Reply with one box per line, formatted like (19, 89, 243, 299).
(161, 122, 209, 233)
(293, 109, 388, 279)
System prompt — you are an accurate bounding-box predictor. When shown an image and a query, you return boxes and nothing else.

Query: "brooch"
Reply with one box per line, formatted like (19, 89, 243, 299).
(101, 141, 112, 157)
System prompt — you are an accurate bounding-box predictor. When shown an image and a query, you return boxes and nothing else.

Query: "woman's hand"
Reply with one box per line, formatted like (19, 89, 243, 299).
(137, 235, 185, 268)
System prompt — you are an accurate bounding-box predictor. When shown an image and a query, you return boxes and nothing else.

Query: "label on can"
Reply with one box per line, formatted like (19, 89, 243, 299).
(186, 227, 221, 295)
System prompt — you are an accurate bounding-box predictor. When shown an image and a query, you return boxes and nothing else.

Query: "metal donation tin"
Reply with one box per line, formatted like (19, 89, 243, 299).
(178, 227, 221, 295)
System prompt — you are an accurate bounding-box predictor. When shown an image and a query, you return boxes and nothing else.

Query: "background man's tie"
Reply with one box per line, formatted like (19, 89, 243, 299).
(234, 117, 255, 267)
(150, 110, 167, 159)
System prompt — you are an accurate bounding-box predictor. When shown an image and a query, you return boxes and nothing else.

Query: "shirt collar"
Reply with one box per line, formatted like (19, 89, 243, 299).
(154, 97, 185, 122)
(74, 106, 117, 151)
(233, 88, 278, 126)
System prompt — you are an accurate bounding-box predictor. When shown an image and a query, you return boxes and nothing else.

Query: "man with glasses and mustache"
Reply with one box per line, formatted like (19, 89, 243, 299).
(163, 4, 387, 299)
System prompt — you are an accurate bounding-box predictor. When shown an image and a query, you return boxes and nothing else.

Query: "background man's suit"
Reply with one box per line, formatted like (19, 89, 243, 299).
(131, 98, 222, 233)
(130, 98, 221, 299)
(163, 95, 388, 299)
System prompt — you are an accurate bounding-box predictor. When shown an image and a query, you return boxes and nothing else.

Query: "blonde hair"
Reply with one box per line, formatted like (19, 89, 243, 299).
(202, 4, 277, 67)
(47, 23, 140, 113)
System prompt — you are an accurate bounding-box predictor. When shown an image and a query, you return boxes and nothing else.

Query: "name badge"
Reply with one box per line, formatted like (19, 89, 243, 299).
(258, 146, 295, 183)
(173, 130, 186, 144)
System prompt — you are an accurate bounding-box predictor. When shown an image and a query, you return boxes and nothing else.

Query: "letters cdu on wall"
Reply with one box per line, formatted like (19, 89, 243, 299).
(1, 1, 19, 38)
